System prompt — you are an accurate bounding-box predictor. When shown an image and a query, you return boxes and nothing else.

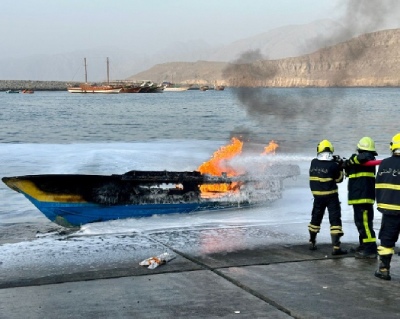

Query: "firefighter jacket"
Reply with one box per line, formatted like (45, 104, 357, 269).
(345, 151, 376, 205)
(309, 156, 343, 197)
(376, 155, 400, 216)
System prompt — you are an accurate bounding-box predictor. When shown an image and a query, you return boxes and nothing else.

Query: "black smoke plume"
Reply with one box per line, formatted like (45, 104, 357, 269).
(222, 1, 399, 152)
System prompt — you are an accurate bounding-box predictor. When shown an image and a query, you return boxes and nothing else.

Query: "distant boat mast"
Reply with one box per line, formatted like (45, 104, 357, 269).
(84, 57, 88, 83)
(83, 57, 110, 83)
(106, 57, 110, 85)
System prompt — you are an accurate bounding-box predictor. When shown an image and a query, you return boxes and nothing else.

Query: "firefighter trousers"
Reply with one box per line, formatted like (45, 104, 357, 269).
(379, 214, 400, 248)
(310, 194, 342, 231)
(353, 204, 377, 254)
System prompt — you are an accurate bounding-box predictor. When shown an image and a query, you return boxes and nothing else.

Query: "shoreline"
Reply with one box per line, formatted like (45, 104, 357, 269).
(2, 80, 400, 91)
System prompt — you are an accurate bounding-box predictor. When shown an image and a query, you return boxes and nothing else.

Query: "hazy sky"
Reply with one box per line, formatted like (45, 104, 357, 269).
(1, 0, 343, 58)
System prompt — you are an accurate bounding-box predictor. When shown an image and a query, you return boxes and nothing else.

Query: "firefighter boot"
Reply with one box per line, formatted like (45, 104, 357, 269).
(355, 242, 377, 259)
(350, 237, 365, 253)
(331, 234, 348, 256)
(375, 254, 392, 281)
(309, 231, 317, 251)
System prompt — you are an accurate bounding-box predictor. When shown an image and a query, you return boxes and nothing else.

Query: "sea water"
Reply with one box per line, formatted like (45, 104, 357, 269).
(1, 88, 399, 243)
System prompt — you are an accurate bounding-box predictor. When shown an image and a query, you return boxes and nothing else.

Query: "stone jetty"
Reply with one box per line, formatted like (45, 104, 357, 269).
(0, 80, 80, 91)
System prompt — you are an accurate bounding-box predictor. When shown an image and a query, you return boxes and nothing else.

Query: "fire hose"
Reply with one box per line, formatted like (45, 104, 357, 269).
(333, 156, 382, 168)
(361, 159, 382, 166)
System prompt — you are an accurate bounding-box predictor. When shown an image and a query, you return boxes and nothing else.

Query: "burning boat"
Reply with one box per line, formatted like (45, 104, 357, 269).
(2, 139, 299, 228)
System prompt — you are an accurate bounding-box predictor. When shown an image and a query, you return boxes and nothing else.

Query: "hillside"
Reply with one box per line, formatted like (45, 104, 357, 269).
(129, 61, 229, 86)
(130, 29, 400, 87)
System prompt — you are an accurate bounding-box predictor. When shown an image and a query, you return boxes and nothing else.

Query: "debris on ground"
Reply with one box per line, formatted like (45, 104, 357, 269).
(139, 252, 176, 269)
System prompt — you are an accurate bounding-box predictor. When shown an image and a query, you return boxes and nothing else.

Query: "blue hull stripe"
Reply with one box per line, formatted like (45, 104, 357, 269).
(23, 193, 257, 227)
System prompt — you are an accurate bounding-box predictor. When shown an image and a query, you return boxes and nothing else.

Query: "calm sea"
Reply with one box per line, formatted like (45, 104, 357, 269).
(1, 88, 399, 241)
(2, 88, 399, 151)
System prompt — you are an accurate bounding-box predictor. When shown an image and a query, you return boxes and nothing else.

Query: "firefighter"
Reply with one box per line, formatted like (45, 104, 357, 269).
(308, 139, 347, 255)
(375, 133, 400, 280)
(344, 137, 378, 259)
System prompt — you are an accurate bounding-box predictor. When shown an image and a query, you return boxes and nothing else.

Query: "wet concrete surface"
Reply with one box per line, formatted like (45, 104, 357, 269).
(0, 225, 400, 318)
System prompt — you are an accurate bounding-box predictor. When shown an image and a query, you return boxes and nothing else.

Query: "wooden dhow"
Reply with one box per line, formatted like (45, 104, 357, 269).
(67, 57, 122, 94)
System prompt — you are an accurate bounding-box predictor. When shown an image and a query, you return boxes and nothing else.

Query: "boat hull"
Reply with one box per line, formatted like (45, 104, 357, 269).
(67, 87, 84, 93)
(21, 194, 254, 228)
(2, 167, 300, 228)
(163, 87, 190, 92)
(120, 87, 142, 93)
(67, 86, 122, 94)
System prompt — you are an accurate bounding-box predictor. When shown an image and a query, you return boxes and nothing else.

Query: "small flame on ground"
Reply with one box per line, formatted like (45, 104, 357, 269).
(262, 140, 279, 155)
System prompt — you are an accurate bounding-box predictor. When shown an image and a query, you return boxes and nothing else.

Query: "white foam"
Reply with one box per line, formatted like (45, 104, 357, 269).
(0, 140, 373, 262)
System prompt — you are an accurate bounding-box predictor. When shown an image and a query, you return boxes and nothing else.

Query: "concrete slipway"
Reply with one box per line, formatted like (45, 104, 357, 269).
(0, 222, 399, 319)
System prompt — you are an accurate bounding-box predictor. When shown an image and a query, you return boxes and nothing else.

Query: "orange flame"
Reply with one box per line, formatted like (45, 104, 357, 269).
(197, 138, 279, 195)
(198, 137, 244, 176)
(197, 137, 243, 194)
(262, 140, 279, 155)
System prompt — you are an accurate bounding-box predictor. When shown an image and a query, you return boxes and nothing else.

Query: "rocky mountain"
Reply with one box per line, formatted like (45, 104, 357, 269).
(130, 28, 400, 87)
(129, 61, 228, 86)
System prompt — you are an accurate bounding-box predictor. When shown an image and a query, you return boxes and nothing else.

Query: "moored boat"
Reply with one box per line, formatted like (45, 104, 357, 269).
(67, 57, 122, 94)
(67, 87, 84, 93)
(120, 86, 142, 93)
(163, 87, 189, 92)
(137, 80, 161, 93)
(162, 82, 192, 92)
(5, 90, 19, 93)
(119, 80, 163, 93)
(21, 89, 34, 94)
(79, 84, 122, 94)
(67, 86, 121, 94)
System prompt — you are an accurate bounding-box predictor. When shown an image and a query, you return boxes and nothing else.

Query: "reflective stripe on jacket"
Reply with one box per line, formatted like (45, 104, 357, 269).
(309, 158, 343, 197)
(345, 152, 376, 205)
(376, 155, 400, 215)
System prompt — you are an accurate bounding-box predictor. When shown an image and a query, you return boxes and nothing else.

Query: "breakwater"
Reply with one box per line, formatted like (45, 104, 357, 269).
(0, 80, 81, 91)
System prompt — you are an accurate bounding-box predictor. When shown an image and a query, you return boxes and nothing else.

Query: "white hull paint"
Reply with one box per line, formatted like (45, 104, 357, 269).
(163, 87, 190, 92)
(67, 87, 122, 94)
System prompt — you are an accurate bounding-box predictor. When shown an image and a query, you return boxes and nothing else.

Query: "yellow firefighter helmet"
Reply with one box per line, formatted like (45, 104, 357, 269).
(317, 140, 334, 154)
(390, 133, 400, 152)
(357, 137, 377, 155)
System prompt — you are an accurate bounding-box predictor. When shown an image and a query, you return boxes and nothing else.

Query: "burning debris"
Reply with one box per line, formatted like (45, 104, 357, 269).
(197, 137, 286, 196)
(198, 137, 244, 193)
(90, 138, 298, 206)
(262, 140, 279, 155)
